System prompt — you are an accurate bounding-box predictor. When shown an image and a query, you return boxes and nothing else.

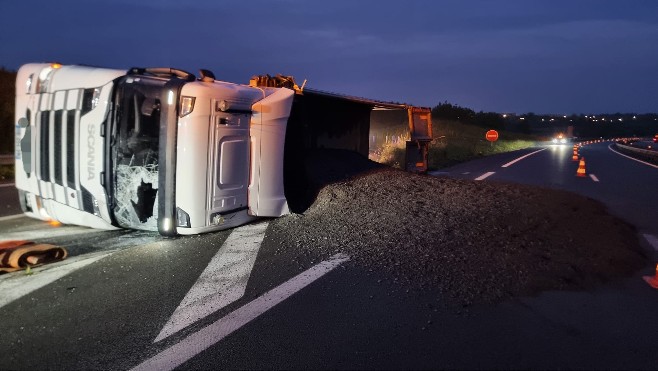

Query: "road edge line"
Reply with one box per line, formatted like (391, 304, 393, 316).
(608, 144, 658, 169)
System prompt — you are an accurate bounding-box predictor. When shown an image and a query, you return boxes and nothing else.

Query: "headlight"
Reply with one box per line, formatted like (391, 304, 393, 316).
(82, 88, 101, 113)
(176, 207, 191, 228)
(552, 138, 558, 143)
(180, 96, 195, 117)
(92, 88, 101, 110)
(26, 74, 33, 93)
(560, 138, 567, 144)
(36, 63, 61, 93)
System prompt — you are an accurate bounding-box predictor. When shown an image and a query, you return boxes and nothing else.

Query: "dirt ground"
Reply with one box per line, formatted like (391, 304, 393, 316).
(271, 150, 649, 309)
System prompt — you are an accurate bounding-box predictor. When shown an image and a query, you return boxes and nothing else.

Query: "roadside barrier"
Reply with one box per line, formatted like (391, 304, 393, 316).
(614, 143, 658, 165)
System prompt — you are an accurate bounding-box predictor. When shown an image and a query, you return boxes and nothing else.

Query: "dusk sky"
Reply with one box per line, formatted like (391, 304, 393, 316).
(1, 0, 657, 114)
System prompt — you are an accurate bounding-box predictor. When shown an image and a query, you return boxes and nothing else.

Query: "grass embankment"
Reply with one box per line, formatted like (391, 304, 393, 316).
(370, 120, 538, 170)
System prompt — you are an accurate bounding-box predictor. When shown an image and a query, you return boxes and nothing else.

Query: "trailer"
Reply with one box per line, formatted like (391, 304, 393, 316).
(14, 63, 432, 236)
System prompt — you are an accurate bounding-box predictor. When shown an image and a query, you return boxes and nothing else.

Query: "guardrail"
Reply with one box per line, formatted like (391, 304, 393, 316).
(0, 154, 13, 166)
(614, 142, 658, 165)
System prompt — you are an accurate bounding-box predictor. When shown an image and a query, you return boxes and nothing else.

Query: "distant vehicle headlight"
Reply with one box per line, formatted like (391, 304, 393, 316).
(560, 138, 567, 144)
(552, 138, 558, 144)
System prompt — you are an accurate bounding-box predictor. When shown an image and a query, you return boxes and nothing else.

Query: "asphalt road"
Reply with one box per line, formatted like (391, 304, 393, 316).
(1, 142, 658, 369)
(432, 141, 658, 236)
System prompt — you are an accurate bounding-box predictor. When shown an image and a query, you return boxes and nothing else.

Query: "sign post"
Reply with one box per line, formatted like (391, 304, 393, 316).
(485, 130, 499, 147)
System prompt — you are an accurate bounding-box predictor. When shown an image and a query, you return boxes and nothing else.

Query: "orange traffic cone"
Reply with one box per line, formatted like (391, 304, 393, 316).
(643, 263, 658, 289)
(576, 157, 586, 177)
(572, 149, 579, 161)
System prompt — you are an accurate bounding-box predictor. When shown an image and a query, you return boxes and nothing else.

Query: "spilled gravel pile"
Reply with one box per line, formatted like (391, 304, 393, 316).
(271, 150, 649, 308)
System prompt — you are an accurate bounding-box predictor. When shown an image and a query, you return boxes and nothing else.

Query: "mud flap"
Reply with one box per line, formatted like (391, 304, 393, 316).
(405, 140, 429, 173)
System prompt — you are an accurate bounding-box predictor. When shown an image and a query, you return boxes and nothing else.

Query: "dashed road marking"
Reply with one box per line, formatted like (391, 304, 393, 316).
(154, 222, 268, 343)
(131, 253, 350, 371)
(589, 174, 600, 182)
(501, 148, 547, 168)
(475, 171, 495, 181)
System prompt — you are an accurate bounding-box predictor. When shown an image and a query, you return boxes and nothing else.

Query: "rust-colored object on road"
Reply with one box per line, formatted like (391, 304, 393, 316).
(644, 263, 658, 289)
(576, 157, 587, 177)
(0, 240, 68, 273)
(572, 148, 579, 161)
(485, 130, 499, 142)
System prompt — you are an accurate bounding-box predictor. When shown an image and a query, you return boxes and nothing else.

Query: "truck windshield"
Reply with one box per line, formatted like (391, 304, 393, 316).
(110, 76, 166, 230)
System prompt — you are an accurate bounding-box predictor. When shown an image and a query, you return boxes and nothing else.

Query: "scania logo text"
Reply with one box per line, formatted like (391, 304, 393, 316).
(87, 124, 95, 180)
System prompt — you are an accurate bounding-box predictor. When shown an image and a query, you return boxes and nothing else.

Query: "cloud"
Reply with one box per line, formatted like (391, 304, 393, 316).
(1, 0, 657, 113)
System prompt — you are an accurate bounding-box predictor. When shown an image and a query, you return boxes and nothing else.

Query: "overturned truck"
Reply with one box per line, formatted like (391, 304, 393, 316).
(14, 63, 432, 236)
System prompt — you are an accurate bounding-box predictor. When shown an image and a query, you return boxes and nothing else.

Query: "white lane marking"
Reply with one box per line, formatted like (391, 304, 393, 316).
(501, 148, 547, 168)
(589, 174, 600, 182)
(0, 231, 158, 309)
(0, 250, 114, 309)
(0, 214, 24, 222)
(0, 183, 15, 188)
(644, 234, 658, 252)
(132, 253, 350, 371)
(608, 144, 658, 169)
(154, 222, 269, 343)
(0, 225, 103, 242)
(475, 171, 495, 181)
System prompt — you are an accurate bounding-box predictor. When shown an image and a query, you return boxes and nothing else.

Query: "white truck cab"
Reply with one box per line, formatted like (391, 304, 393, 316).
(15, 63, 293, 236)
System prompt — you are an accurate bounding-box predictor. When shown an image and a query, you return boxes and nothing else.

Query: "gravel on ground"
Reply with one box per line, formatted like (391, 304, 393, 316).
(270, 150, 649, 309)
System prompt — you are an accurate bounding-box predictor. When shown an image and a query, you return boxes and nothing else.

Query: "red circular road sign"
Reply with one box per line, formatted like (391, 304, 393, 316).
(485, 130, 499, 142)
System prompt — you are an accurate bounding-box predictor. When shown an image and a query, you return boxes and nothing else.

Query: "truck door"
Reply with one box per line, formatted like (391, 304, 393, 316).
(207, 102, 251, 219)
